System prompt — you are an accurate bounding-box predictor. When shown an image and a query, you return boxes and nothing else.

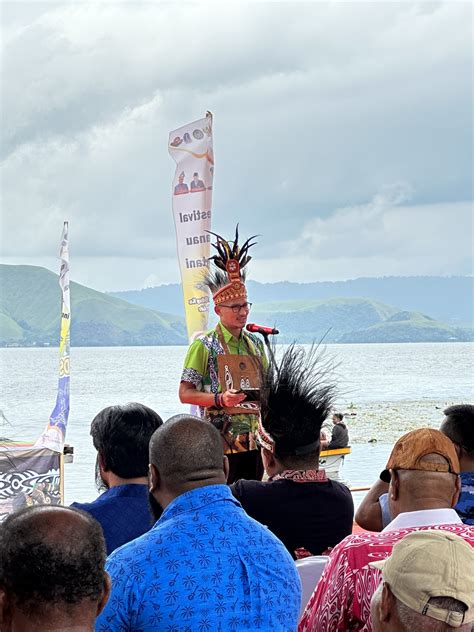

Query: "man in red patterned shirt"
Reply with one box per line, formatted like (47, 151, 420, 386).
(299, 428, 474, 632)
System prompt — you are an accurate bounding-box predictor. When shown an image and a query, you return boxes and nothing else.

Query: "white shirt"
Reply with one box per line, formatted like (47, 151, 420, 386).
(382, 507, 462, 533)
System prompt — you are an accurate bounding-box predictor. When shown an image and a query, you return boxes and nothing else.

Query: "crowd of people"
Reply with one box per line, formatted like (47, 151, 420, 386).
(1, 388, 473, 631)
(0, 227, 472, 631)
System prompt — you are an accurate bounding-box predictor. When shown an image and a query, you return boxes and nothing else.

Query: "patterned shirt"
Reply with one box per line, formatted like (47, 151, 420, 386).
(181, 324, 266, 450)
(299, 522, 474, 631)
(96, 484, 301, 632)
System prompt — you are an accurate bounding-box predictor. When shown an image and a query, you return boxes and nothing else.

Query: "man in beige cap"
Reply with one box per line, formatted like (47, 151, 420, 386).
(370, 530, 474, 631)
(299, 428, 474, 632)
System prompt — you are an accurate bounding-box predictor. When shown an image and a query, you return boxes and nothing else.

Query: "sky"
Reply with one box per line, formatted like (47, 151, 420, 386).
(1, 1, 472, 292)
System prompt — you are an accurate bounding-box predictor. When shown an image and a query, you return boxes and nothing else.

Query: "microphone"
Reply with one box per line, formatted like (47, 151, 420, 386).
(246, 323, 279, 336)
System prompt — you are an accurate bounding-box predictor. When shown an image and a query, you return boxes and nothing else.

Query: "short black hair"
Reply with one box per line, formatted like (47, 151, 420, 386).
(150, 414, 223, 489)
(91, 403, 163, 479)
(333, 413, 344, 422)
(0, 506, 106, 617)
(260, 343, 337, 464)
(442, 404, 474, 454)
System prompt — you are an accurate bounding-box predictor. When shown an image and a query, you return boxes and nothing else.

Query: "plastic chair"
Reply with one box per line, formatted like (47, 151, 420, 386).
(295, 555, 330, 619)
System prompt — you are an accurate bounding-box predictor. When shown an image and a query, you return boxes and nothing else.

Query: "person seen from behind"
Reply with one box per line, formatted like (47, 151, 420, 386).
(97, 414, 301, 631)
(355, 403, 474, 531)
(370, 530, 474, 631)
(299, 428, 474, 632)
(71, 402, 163, 554)
(0, 505, 110, 632)
(231, 343, 354, 559)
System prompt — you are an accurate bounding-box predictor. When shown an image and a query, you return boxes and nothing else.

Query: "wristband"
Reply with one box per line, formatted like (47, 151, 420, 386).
(214, 392, 223, 409)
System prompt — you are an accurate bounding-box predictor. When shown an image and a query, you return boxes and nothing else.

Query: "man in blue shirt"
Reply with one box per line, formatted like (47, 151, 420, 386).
(440, 404, 474, 525)
(96, 414, 301, 632)
(72, 403, 163, 554)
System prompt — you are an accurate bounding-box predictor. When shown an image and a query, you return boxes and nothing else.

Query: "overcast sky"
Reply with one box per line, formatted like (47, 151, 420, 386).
(1, 1, 472, 292)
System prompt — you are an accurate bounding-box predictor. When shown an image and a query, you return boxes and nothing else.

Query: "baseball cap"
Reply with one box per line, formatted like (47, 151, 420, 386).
(379, 428, 460, 483)
(370, 530, 474, 627)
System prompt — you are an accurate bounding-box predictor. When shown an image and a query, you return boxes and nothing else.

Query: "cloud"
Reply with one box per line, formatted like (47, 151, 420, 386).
(0, 1, 472, 290)
(253, 190, 473, 282)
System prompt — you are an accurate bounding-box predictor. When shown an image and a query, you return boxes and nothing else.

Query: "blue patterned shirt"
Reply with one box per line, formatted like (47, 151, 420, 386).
(96, 485, 301, 632)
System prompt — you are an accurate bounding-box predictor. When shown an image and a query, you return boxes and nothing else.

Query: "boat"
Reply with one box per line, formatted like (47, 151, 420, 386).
(319, 446, 351, 480)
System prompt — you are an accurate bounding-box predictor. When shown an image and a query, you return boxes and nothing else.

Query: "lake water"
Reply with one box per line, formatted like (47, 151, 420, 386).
(1, 342, 473, 505)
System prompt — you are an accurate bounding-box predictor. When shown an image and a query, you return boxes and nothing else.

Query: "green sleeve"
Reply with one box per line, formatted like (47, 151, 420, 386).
(181, 338, 210, 387)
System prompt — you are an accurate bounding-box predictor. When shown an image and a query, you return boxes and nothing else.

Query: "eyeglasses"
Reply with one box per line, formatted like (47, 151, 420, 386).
(221, 302, 252, 314)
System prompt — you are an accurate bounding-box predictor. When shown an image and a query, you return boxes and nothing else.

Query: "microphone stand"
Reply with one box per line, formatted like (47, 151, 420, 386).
(261, 332, 278, 371)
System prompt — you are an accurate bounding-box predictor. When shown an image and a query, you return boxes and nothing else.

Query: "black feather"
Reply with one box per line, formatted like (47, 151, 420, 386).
(259, 343, 338, 460)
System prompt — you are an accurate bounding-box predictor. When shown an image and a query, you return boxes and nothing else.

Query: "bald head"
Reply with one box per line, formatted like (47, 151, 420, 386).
(149, 415, 226, 494)
(0, 506, 109, 626)
(389, 453, 461, 517)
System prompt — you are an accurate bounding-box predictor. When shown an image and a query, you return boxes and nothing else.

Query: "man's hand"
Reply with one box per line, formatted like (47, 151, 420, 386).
(221, 389, 246, 408)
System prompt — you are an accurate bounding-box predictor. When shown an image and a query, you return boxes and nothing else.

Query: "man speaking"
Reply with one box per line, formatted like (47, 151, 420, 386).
(179, 226, 267, 483)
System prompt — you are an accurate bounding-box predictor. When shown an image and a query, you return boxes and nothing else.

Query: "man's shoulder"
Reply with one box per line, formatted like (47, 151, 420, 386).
(71, 492, 109, 515)
(336, 523, 474, 567)
(107, 525, 157, 567)
(233, 478, 269, 493)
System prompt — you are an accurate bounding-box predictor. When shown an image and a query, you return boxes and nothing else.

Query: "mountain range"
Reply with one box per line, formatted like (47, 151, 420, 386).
(111, 276, 473, 326)
(0, 265, 186, 346)
(0, 265, 472, 346)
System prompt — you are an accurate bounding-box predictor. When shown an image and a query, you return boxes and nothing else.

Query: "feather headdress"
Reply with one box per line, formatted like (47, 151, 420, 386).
(205, 225, 258, 305)
(256, 343, 337, 458)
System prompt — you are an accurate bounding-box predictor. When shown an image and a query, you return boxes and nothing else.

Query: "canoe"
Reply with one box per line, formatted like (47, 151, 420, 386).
(319, 447, 351, 480)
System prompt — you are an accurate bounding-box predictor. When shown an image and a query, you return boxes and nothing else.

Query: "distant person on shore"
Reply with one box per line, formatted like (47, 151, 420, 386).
(96, 414, 301, 631)
(320, 412, 349, 450)
(355, 404, 474, 531)
(370, 530, 474, 632)
(231, 344, 354, 559)
(299, 428, 473, 632)
(71, 402, 163, 554)
(0, 505, 110, 632)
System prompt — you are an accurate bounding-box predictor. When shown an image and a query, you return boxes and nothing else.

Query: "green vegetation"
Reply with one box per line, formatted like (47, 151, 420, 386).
(338, 311, 473, 343)
(1, 265, 472, 346)
(0, 265, 187, 347)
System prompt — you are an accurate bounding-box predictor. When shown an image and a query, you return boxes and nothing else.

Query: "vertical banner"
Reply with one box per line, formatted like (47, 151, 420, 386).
(35, 222, 71, 452)
(0, 444, 61, 521)
(169, 112, 213, 340)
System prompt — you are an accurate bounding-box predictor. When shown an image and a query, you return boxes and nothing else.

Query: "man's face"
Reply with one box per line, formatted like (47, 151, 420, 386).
(332, 414, 339, 425)
(178, 174, 184, 183)
(217, 300, 250, 331)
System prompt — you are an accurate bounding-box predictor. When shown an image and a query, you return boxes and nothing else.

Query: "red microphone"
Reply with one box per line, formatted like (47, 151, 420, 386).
(246, 323, 279, 336)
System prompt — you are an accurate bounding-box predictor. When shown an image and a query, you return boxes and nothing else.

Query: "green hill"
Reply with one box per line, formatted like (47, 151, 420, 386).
(1, 265, 472, 346)
(338, 311, 473, 343)
(0, 265, 187, 346)
(252, 297, 399, 343)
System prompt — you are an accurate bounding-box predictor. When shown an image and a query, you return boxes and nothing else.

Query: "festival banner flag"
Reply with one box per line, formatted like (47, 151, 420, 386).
(0, 444, 61, 521)
(169, 112, 214, 340)
(35, 221, 71, 452)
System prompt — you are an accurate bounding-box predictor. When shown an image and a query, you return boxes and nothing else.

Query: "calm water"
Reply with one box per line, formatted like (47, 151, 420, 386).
(1, 343, 473, 505)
